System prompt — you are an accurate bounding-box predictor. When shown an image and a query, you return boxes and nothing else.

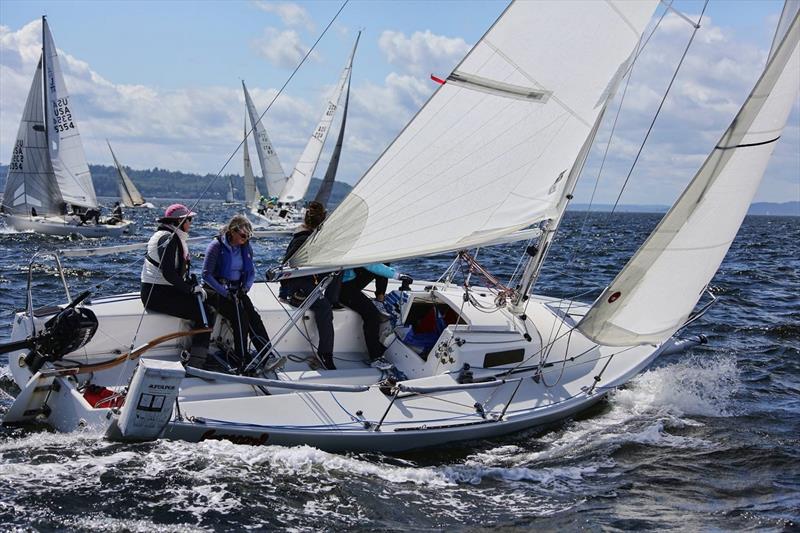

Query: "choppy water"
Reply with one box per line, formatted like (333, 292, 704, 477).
(1, 204, 798, 531)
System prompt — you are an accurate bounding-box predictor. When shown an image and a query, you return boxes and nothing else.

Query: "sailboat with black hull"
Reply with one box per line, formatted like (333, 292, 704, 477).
(2, 2, 797, 453)
(0, 17, 132, 237)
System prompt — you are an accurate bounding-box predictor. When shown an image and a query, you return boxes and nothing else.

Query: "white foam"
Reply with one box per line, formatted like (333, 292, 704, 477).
(612, 354, 740, 418)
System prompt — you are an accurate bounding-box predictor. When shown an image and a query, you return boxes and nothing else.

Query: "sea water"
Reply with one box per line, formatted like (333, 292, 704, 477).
(0, 205, 797, 531)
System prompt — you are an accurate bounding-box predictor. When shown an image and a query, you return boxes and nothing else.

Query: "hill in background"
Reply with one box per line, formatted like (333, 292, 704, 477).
(1, 163, 796, 216)
(0, 163, 352, 206)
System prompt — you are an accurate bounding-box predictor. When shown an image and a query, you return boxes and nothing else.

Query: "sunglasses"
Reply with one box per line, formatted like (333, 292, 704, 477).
(234, 228, 251, 240)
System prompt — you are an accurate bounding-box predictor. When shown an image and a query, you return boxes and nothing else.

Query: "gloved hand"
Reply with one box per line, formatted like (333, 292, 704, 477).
(192, 285, 207, 301)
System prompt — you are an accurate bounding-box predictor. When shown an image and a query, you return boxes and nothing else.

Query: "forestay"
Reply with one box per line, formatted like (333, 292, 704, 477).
(1, 58, 62, 216)
(288, 1, 658, 269)
(43, 18, 97, 210)
(108, 140, 145, 207)
(278, 35, 359, 204)
(578, 7, 800, 346)
(243, 81, 286, 198)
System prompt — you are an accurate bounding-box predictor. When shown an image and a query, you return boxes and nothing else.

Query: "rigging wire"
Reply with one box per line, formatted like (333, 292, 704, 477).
(608, 0, 709, 215)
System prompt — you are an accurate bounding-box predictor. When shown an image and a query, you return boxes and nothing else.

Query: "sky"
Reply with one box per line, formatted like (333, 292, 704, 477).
(0, 0, 797, 206)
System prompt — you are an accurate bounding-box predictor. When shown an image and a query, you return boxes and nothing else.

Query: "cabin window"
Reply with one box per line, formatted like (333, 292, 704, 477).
(483, 348, 524, 368)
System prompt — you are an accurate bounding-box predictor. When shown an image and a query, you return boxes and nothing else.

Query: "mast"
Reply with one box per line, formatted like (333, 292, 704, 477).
(509, 107, 606, 313)
(41, 16, 49, 151)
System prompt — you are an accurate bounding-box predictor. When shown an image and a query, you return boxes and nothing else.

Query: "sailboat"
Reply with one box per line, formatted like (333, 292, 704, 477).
(247, 33, 360, 228)
(222, 176, 239, 206)
(242, 115, 261, 212)
(0, 17, 133, 238)
(107, 140, 155, 209)
(2, 1, 797, 453)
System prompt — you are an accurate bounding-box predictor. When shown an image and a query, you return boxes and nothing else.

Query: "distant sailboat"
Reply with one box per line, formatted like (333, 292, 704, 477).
(222, 176, 238, 205)
(107, 140, 155, 209)
(247, 32, 360, 228)
(242, 114, 260, 211)
(0, 17, 132, 237)
(313, 36, 354, 209)
(279, 32, 360, 205)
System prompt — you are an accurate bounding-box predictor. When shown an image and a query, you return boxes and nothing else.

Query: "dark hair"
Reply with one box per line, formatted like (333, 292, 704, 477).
(304, 201, 326, 229)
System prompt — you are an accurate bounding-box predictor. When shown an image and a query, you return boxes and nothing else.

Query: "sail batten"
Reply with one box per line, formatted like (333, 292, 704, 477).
(577, 9, 800, 346)
(289, 1, 658, 269)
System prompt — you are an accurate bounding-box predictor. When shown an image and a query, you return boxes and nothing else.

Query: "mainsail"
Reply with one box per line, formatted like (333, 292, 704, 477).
(243, 81, 286, 198)
(107, 140, 145, 207)
(42, 17, 97, 210)
(577, 6, 800, 346)
(242, 117, 259, 210)
(1, 57, 62, 216)
(314, 48, 353, 208)
(279, 34, 360, 204)
(289, 1, 658, 269)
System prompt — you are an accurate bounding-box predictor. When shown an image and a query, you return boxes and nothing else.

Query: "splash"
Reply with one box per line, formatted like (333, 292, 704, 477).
(612, 354, 740, 418)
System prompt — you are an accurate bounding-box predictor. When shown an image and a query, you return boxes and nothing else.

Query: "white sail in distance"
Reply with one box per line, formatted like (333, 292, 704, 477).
(107, 140, 145, 207)
(1, 57, 62, 216)
(577, 8, 800, 347)
(242, 117, 259, 210)
(243, 81, 286, 198)
(288, 1, 658, 269)
(279, 33, 360, 204)
(43, 17, 97, 209)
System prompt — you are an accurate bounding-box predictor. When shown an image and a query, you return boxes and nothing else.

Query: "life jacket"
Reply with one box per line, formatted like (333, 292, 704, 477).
(141, 226, 189, 285)
(213, 235, 255, 286)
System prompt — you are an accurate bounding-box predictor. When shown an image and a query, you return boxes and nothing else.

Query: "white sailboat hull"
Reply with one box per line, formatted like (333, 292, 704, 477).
(3, 280, 683, 452)
(3, 214, 133, 237)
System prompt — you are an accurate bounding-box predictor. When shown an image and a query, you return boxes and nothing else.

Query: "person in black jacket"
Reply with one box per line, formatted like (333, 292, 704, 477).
(280, 201, 336, 370)
(140, 203, 212, 369)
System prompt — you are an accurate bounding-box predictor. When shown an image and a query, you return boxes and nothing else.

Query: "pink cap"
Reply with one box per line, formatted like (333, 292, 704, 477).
(162, 203, 196, 220)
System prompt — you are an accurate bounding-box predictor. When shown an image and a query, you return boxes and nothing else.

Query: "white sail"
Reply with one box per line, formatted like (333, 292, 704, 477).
(107, 140, 145, 207)
(226, 177, 235, 202)
(42, 17, 97, 209)
(278, 35, 359, 204)
(289, 1, 658, 268)
(243, 119, 259, 209)
(1, 57, 63, 216)
(242, 81, 286, 198)
(577, 9, 800, 346)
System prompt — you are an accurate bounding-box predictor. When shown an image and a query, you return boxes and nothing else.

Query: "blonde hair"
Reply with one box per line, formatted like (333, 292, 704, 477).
(221, 214, 253, 239)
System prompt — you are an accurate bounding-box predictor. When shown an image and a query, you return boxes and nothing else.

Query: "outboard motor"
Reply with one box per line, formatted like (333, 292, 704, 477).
(0, 291, 98, 373)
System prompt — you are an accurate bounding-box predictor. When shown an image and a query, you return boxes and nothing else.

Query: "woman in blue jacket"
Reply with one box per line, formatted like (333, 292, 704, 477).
(202, 215, 270, 367)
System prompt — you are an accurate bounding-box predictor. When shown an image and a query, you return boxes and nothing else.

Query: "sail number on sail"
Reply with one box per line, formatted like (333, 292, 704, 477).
(10, 141, 23, 171)
(51, 97, 75, 132)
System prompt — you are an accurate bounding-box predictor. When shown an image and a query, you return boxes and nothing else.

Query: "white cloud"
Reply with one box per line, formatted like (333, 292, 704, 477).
(253, 1, 314, 32)
(573, 11, 799, 205)
(378, 29, 470, 77)
(251, 27, 316, 69)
